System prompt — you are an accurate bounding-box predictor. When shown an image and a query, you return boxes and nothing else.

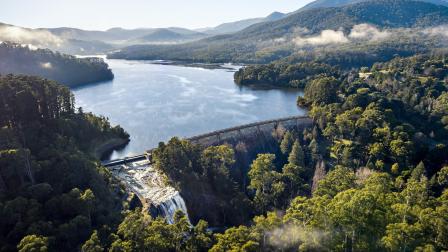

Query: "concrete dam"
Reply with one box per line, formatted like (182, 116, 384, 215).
(187, 115, 313, 147)
(102, 115, 314, 223)
(103, 115, 313, 167)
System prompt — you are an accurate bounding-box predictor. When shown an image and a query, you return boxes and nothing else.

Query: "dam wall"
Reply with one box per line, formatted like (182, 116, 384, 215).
(187, 116, 313, 147)
(101, 116, 314, 225)
(102, 116, 313, 167)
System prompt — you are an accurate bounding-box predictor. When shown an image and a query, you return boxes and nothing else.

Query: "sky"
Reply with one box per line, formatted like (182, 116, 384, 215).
(0, 0, 314, 31)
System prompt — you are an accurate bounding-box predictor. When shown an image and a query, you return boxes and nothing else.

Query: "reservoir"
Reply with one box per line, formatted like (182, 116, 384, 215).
(73, 59, 306, 160)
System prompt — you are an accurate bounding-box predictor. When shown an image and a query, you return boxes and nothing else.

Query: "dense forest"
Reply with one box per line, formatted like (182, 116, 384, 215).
(2, 0, 448, 250)
(0, 42, 114, 87)
(2, 56, 447, 252)
(0, 75, 129, 251)
(102, 53, 448, 251)
(234, 62, 339, 88)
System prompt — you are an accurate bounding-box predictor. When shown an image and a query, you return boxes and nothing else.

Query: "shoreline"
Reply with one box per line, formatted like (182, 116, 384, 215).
(93, 137, 130, 161)
(148, 60, 240, 71)
(105, 56, 243, 71)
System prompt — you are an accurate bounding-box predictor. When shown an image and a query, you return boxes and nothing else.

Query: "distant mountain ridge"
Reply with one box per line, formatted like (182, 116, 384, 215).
(198, 12, 287, 35)
(109, 0, 448, 63)
(2, 0, 448, 58)
(0, 10, 289, 54)
(132, 28, 207, 44)
(46, 26, 206, 44)
(0, 22, 114, 55)
(233, 0, 448, 39)
(0, 22, 210, 54)
(45, 12, 288, 44)
(300, 0, 448, 11)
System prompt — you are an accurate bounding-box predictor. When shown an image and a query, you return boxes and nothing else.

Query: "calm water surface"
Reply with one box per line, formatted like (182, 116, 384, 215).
(73, 59, 306, 160)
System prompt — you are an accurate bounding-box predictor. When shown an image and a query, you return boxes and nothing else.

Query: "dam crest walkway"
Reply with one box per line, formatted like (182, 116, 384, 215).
(102, 115, 313, 167)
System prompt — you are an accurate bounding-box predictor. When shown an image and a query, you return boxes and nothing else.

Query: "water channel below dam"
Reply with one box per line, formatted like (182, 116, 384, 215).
(108, 159, 189, 224)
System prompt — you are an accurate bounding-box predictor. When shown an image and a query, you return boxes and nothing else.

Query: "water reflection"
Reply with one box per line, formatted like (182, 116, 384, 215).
(73, 59, 306, 160)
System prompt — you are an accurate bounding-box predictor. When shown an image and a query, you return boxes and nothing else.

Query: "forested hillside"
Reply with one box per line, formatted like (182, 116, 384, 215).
(0, 42, 114, 87)
(234, 62, 339, 88)
(199, 12, 286, 35)
(109, 0, 448, 64)
(2, 1, 448, 251)
(93, 54, 448, 251)
(0, 75, 129, 251)
(299, 0, 448, 11)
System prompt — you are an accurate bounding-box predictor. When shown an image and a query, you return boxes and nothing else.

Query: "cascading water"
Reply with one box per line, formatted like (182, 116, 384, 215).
(107, 159, 190, 223)
(156, 192, 190, 224)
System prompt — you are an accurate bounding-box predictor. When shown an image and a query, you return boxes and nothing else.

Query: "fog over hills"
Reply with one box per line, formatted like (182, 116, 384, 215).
(0, 10, 289, 55)
(45, 26, 207, 44)
(0, 22, 114, 55)
(2, 0, 448, 59)
(109, 0, 448, 64)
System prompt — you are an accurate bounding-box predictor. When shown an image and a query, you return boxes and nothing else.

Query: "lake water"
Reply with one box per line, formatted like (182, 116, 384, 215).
(73, 59, 306, 160)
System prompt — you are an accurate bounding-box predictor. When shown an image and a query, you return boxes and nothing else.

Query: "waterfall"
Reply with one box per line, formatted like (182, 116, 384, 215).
(156, 192, 190, 224)
(106, 159, 191, 224)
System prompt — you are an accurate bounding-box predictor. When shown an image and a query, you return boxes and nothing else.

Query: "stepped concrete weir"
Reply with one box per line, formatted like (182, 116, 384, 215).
(103, 116, 313, 223)
(106, 159, 189, 224)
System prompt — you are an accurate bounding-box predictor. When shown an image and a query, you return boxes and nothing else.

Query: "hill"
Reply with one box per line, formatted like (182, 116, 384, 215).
(132, 28, 207, 44)
(0, 22, 209, 54)
(108, 0, 448, 64)
(209, 0, 448, 40)
(48, 26, 207, 44)
(0, 22, 115, 55)
(0, 42, 114, 87)
(199, 11, 286, 35)
(299, 0, 448, 11)
(0, 11, 287, 54)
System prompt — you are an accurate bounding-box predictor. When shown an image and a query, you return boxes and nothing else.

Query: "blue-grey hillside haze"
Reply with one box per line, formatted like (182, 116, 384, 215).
(299, 0, 448, 10)
(0, 0, 312, 30)
(73, 59, 306, 160)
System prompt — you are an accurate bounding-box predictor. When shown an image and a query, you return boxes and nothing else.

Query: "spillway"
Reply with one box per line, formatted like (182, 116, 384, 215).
(107, 159, 190, 224)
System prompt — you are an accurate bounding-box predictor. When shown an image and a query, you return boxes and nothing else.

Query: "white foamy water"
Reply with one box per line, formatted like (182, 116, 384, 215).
(109, 159, 190, 224)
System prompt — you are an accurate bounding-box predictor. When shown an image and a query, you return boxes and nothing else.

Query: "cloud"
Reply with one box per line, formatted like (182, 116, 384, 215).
(0, 26, 63, 48)
(267, 224, 327, 250)
(293, 24, 390, 48)
(27, 44, 39, 50)
(40, 62, 53, 69)
(349, 24, 390, 41)
(422, 25, 448, 37)
(294, 29, 349, 46)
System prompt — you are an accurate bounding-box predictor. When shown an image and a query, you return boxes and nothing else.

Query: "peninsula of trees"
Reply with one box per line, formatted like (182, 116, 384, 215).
(0, 42, 114, 87)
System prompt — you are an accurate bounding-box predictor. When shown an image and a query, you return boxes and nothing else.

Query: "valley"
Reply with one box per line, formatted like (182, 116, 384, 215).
(1, 0, 448, 251)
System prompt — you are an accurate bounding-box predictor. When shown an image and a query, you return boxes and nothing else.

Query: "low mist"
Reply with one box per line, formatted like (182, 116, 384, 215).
(0, 25, 63, 49)
(293, 24, 391, 47)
